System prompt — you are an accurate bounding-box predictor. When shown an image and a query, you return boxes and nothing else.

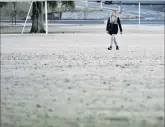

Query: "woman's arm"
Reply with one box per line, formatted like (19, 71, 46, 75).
(117, 17, 122, 33)
(106, 17, 110, 31)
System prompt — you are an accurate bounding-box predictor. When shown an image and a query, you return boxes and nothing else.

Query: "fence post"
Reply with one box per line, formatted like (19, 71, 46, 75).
(139, 2, 141, 26)
(45, 1, 48, 34)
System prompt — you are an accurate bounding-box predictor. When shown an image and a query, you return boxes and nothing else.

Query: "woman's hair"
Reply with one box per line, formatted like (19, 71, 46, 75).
(112, 10, 117, 13)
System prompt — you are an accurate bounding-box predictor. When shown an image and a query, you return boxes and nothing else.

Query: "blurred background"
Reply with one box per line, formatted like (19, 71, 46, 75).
(0, 1, 164, 33)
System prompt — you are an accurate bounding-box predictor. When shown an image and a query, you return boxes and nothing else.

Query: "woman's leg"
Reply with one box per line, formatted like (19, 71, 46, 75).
(108, 34, 119, 50)
(113, 34, 119, 50)
(108, 35, 113, 50)
(110, 34, 114, 47)
(113, 34, 118, 46)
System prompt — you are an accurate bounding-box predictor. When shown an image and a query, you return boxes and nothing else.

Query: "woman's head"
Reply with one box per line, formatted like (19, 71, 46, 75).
(112, 10, 117, 16)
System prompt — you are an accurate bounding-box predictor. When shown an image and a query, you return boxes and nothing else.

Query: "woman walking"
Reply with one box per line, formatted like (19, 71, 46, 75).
(106, 10, 123, 50)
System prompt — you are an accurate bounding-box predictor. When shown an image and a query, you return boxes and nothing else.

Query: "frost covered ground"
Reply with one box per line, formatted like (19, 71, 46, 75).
(1, 25, 164, 127)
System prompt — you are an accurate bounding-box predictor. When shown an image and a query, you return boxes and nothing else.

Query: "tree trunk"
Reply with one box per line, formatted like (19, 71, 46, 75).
(12, 17, 13, 25)
(84, 11, 87, 20)
(119, 1, 122, 13)
(13, 3, 16, 25)
(30, 2, 46, 33)
(51, 11, 54, 20)
(59, 11, 62, 20)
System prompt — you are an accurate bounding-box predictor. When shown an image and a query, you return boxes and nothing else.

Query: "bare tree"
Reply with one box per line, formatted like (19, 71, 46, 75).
(48, 1, 57, 20)
(30, 1, 75, 33)
(30, 2, 45, 33)
(0, 2, 7, 8)
(11, 2, 17, 25)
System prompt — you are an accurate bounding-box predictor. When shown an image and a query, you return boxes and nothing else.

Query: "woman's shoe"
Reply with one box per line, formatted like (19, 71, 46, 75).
(116, 46, 119, 50)
(108, 46, 112, 50)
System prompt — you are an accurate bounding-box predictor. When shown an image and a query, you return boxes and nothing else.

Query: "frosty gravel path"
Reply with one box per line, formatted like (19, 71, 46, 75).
(1, 25, 164, 127)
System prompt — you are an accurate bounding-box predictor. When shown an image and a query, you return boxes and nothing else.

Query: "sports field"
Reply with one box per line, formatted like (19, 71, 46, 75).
(1, 25, 164, 127)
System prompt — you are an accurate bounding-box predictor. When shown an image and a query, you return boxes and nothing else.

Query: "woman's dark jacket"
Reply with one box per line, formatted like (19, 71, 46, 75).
(106, 16, 122, 35)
